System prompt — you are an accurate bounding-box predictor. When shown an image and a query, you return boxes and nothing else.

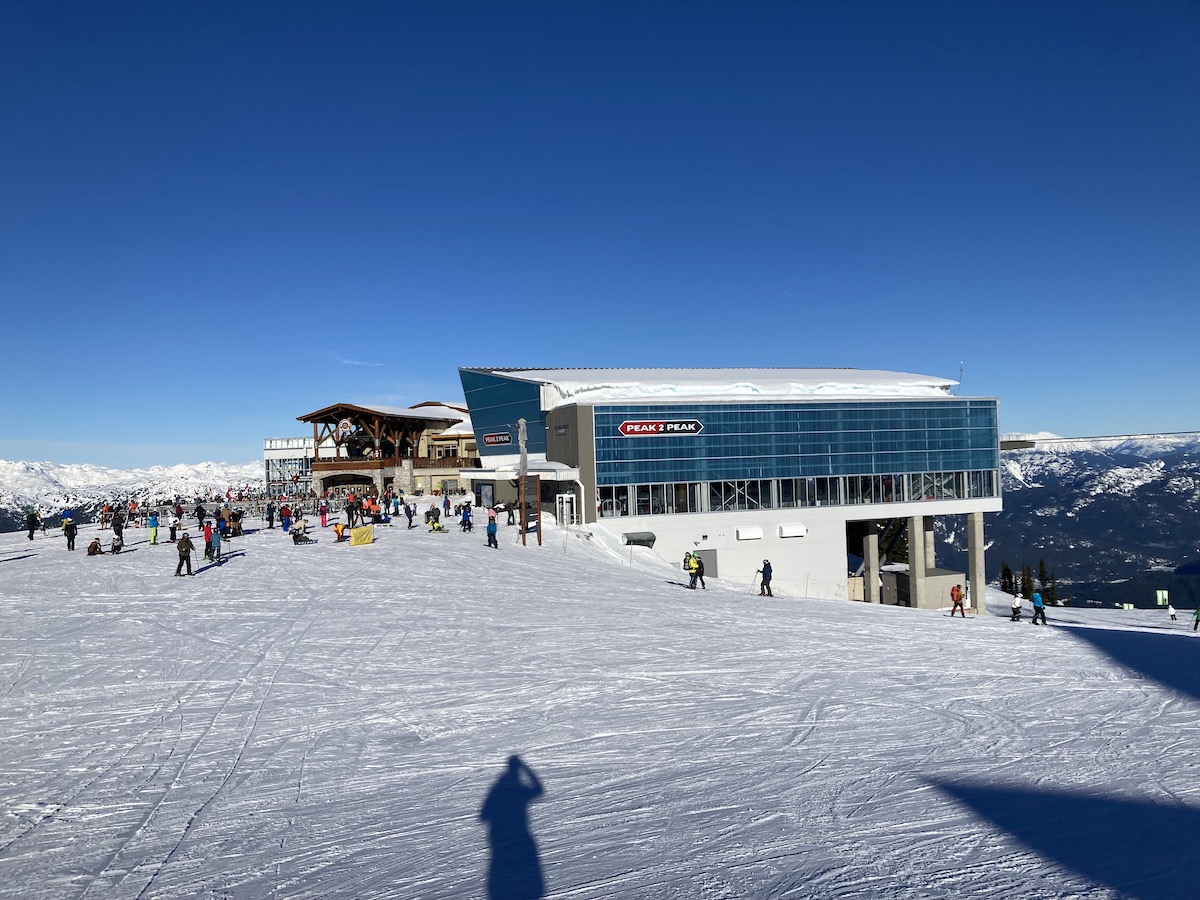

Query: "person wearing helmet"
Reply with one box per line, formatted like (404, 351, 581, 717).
(756, 560, 773, 596)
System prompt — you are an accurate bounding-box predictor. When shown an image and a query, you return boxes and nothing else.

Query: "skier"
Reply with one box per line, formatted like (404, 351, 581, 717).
(211, 524, 223, 565)
(175, 533, 196, 576)
(756, 560, 773, 596)
(1011, 593, 1023, 621)
(486, 516, 498, 548)
(949, 584, 965, 618)
(63, 517, 78, 551)
(1168, 604, 1177, 622)
(1030, 590, 1047, 625)
(405, 503, 415, 529)
(203, 520, 214, 560)
(147, 511, 159, 545)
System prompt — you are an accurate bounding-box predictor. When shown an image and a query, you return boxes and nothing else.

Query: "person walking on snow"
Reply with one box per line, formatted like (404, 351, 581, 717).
(211, 524, 223, 565)
(757, 560, 773, 596)
(695, 555, 706, 590)
(1193, 606, 1200, 632)
(1030, 590, 1047, 625)
(63, 518, 78, 551)
(26, 510, 40, 540)
(685, 553, 699, 589)
(1169, 604, 1177, 622)
(1011, 593, 1023, 621)
(486, 516, 498, 548)
(175, 533, 196, 576)
(950, 584, 965, 617)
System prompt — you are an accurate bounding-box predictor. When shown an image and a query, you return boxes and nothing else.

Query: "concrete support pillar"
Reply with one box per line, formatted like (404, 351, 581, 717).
(923, 515, 937, 571)
(967, 511, 988, 615)
(863, 521, 881, 604)
(907, 515, 927, 608)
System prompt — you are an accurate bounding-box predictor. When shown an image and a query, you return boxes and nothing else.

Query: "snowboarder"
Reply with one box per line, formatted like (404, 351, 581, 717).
(1011, 594, 1023, 621)
(1169, 604, 1177, 622)
(757, 560, 773, 596)
(486, 516, 498, 548)
(950, 584, 965, 618)
(1030, 590, 1047, 625)
(63, 518, 78, 551)
(175, 533, 196, 576)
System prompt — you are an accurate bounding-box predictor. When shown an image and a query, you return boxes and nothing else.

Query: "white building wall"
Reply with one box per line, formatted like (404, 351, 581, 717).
(592, 496, 1000, 600)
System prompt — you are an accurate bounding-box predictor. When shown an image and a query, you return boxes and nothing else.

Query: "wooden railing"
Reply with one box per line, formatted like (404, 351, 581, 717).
(311, 457, 480, 471)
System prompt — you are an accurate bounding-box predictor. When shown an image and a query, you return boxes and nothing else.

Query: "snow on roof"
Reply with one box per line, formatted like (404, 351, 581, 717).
(476, 367, 958, 408)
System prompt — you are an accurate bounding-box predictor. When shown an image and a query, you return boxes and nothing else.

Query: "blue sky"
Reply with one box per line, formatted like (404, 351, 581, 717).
(2, 1, 1197, 467)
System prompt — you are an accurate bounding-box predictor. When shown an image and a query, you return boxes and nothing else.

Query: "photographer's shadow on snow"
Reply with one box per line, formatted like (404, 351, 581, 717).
(479, 755, 546, 900)
(1064, 625, 1200, 703)
(929, 778, 1200, 900)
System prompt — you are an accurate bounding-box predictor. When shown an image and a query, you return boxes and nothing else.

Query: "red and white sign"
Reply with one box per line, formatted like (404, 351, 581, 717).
(617, 419, 704, 436)
(483, 432, 513, 446)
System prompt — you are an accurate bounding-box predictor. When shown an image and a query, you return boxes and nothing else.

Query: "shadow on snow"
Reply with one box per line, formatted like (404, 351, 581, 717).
(480, 755, 545, 900)
(929, 779, 1200, 900)
(1062, 625, 1200, 703)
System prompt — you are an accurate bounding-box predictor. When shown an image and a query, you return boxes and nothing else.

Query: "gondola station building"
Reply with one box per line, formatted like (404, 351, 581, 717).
(459, 367, 1001, 611)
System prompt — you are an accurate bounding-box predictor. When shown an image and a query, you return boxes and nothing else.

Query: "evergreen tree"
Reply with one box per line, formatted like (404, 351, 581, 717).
(1038, 559, 1049, 591)
(1000, 562, 1015, 595)
(1050, 571, 1062, 606)
(1020, 564, 1034, 600)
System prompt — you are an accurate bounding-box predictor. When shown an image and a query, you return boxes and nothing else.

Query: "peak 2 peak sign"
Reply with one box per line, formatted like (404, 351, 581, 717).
(617, 419, 704, 437)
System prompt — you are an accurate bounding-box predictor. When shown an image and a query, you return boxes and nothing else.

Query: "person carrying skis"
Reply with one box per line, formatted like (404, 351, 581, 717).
(175, 532, 196, 576)
(1030, 590, 1047, 625)
(949, 584, 965, 617)
(756, 560, 773, 596)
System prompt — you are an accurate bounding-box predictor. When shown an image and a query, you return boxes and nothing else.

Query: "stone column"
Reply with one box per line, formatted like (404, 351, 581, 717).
(863, 521, 881, 604)
(967, 511, 988, 615)
(923, 515, 937, 571)
(907, 515, 927, 608)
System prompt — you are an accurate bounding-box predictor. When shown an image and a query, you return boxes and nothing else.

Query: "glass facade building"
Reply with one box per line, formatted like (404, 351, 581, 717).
(593, 399, 999, 518)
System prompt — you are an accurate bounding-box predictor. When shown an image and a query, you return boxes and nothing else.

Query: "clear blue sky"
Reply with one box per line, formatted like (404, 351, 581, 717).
(2, 1, 1197, 467)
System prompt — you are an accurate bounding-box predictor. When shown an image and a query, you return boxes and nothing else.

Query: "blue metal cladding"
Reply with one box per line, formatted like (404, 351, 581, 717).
(593, 399, 999, 485)
(459, 370, 547, 457)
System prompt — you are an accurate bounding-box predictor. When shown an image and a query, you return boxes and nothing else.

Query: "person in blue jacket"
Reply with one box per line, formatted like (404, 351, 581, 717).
(486, 516, 499, 549)
(1031, 590, 1047, 625)
(757, 560, 773, 596)
(147, 511, 160, 545)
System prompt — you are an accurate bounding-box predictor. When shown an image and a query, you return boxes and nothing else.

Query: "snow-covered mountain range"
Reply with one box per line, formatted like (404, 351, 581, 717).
(941, 433, 1200, 592)
(0, 459, 264, 532)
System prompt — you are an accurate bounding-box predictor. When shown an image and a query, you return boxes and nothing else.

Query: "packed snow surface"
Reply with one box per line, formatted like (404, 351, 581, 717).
(1, 517, 1198, 899)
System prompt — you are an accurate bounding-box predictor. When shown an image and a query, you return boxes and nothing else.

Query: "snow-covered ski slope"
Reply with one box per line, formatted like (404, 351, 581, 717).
(1, 518, 1197, 899)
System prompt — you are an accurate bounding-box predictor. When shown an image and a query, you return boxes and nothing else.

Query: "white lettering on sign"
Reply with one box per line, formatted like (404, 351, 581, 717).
(483, 432, 513, 446)
(617, 419, 704, 437)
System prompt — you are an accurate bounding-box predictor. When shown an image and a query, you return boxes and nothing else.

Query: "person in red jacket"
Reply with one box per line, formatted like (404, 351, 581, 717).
(203, 521, 214, 561)
(949, 584, 966, 617)
(280, 504, 293, 533)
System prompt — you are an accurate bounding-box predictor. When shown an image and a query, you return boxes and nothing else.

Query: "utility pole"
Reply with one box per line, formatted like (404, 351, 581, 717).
(518, 418, 528, 547)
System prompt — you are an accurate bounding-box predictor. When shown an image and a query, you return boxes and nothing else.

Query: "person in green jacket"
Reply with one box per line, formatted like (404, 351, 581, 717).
(175, 533, 196, 576)
(1194, 606, 1200, 632)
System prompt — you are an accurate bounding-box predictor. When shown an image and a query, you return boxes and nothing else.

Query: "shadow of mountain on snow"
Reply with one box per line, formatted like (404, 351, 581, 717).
(929, 779, 1200, 900)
